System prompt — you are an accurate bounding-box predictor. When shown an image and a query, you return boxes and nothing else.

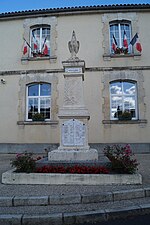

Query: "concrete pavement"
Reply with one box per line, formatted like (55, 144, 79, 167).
(0, 153, 150, 224)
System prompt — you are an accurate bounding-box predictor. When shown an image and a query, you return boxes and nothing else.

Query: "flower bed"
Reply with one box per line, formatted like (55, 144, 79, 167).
(10, 144, 139, 175)
(36, 165, 109, 174)
(10, 152, 110, 174)
(3, 146, 141, 185)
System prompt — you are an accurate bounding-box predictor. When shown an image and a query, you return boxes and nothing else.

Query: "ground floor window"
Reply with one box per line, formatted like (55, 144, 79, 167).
(110, 81, 137, 120)
(26, 83, 51, 120)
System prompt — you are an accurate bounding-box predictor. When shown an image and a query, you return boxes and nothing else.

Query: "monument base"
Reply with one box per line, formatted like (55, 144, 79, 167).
(48, 149, 98, 161)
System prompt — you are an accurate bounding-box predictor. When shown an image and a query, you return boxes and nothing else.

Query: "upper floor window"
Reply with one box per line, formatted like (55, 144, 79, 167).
(26, 83, 51, 121)
(30, 26, 50, 57)
(110, 21, 131, 54)
(110, 81, 137, 120)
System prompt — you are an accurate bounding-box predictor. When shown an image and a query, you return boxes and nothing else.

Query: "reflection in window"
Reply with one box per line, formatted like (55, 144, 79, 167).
(27, 83, 51, 120)
(110, 81, 137, 120)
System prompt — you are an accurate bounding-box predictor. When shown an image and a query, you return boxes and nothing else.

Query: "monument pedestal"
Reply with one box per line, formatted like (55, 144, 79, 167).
(48, 31, 98, 162)
(48, 117, 98, 161)
(48, 149, 98, 161)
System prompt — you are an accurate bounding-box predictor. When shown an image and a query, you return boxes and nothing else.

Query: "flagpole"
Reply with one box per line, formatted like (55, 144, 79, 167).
(42, 36, 47, 51)
(23, 38, 32, 51)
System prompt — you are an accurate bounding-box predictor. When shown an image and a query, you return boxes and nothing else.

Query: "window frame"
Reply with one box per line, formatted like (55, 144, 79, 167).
(109, 20, 132, 54)
(26, 83, 51, 121)
(22, 17, 57, 63)
(109, 80, 138, 120)
(30, 25, 50, 58)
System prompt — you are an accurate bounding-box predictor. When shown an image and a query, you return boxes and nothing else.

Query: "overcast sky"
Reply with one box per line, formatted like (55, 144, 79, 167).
(0, 0, 150, 13)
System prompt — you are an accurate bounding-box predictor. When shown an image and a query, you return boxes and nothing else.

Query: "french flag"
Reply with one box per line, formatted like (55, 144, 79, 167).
(123, 30, 128, 48)
(112, 35, 117, 52)
(32, 33, 38, 50)
(23, 40, 28, 55)
(43, 44, 48, 55)
(130, 33, 142, 52)
(42, 37, 49, 55)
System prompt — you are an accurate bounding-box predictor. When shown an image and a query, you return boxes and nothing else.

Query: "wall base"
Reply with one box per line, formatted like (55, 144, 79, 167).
(0, 143, 150, 154)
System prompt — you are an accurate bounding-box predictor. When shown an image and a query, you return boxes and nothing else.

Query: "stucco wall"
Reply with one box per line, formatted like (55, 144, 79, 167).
(0, 9, 150, 152)
(1, 12, 150, 71)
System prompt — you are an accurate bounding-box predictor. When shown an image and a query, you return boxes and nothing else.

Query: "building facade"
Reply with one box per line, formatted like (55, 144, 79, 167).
(0, 4, 150, 153)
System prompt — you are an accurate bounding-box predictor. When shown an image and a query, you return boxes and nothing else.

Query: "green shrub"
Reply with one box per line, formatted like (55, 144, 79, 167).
(32, 113, 44, 121)
(104, 144, 139, 174)
(11, 152, 36, 173)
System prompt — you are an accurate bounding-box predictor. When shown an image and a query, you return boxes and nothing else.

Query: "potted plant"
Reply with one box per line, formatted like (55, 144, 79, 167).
(32, 112, 45, 121)
(118, 110, 132, 120)
(114, 47, 128, 54)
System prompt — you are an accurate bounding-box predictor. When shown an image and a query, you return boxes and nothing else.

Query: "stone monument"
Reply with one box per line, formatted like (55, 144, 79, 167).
(48, 31, 98, 161)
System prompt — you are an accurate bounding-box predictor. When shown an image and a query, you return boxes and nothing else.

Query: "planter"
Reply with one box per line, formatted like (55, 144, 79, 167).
(32, 118, 45, 121)
(114, 47, 128, 55)
(2, 169, 142, 185)
(118, 110, 132, 120)
(32, 113, 45, 121)
(118, 116, 132, 121)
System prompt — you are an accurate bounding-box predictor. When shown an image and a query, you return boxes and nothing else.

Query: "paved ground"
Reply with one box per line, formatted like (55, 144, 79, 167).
(0, 153, 150, 224)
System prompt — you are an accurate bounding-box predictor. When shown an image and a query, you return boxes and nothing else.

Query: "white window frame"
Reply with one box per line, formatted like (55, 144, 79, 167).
(26, 83, 51, 121)
(30, 26, 50, 57)
(110, 81, 138, 120)
(109, 21, 132, 54)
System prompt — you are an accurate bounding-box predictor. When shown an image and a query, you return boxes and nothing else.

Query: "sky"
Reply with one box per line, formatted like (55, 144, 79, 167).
(0, 0, 150, 14)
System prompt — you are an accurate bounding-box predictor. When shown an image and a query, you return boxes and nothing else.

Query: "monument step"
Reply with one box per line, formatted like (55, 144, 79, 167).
(36, 156, 110, 168)
(48, 148, 99, 161)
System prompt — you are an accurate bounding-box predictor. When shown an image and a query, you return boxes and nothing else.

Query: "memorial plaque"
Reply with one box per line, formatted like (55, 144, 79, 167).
(62, 119, 74, 146)
(65, 67, 82, 73)
(62, 119, 85, 146)
(74, 120, 85, 145)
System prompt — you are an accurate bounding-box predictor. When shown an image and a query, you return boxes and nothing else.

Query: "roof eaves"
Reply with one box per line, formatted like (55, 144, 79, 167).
(0, 4, 150, 18)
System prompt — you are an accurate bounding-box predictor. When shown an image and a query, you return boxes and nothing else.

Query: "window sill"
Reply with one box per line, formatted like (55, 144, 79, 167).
(103, 53, 141, 61)
(102, 119, 147, 124)
(17, 120, 59, 125)
(21, 55, 57, 63)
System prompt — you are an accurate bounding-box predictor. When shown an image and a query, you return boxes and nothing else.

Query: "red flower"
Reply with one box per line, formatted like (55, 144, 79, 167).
(35, 165, 109, 174)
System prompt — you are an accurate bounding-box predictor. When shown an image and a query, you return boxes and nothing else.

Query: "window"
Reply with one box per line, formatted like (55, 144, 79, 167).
(30, 26, 50, 57)
(110, 21, 131, 54)
(110, 81, 137, 120)
(26, 83, 51, 121)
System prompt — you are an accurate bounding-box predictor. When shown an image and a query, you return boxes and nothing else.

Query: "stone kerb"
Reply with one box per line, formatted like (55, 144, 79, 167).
(2, 169, 142, 185)
(0, 187, 149, 207)
(1, 205, 150, 225)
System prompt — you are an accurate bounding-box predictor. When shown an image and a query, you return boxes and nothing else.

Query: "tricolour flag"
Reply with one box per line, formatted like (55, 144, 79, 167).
(136, 37, 142, 52)
(130, 33, 138, 46)
(130, 33, 142, 52)
(42, 37, 47, 49)
(32, 33, 38, 50)
(42, 37, 49, 55)
(23, 41, 28, 55)
(112, 35, 117, 52)
(123, 30, 128, 48)
(23, 38, 32, 55)
(43, 44, 48, 55)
